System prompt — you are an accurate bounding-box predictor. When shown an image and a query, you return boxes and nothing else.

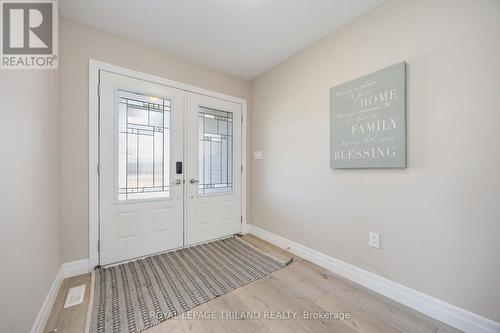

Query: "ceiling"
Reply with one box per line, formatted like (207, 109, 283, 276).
(60, 0, 382, 79)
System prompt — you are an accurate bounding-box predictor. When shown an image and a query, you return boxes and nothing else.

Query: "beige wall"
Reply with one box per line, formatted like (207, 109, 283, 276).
(0, 70, 61, 331)
(250, 0, 500, 322)
(60, 18, 251, 262)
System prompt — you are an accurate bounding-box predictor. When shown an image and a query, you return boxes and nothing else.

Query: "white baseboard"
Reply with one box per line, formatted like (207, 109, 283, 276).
(30, 268, 63, 333)
(62, 259, 91, 279)
(30, 259, 91, 333)
(248, 224, 500, 333)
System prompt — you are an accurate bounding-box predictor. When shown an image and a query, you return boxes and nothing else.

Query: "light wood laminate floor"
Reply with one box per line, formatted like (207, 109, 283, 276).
(44, 235, 462, 333)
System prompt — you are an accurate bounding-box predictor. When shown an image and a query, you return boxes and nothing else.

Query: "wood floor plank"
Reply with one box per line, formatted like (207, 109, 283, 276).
(145, 318, 185, 333)
(315, 292, 401, 333)
(239, 234, 298, 263)
(233, 275, 356, 333)
(178, 302, 229, 333)
(437, 327, 464, 333)
(178, 292, 265, 333)
(207, 293, 265, 333)
(44, 279, 69, 333)
(230, 278, 303, 333)
(291, 260, 438, 333)
(271, 262, 328, 302)
(254, 325, 272, 333)
(44, 273, 91, 333)
(179, 318, 229, 333)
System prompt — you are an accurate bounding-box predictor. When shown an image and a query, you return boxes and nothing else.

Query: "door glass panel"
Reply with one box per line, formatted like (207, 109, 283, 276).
(198, 107, 233, 195)
(118, 90, 171, 200)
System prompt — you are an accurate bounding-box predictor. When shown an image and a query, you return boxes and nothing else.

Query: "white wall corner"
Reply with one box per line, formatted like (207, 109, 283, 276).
(247, 224, 500, 333)
(30, 268, 64, 333)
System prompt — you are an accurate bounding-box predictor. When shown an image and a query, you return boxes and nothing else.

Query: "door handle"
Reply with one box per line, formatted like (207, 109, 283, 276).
(172, 179, 182, 185)
(189, 179, 199, 184)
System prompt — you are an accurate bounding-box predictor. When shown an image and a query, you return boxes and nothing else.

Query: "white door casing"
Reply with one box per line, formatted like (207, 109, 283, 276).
(91, 61, 246, 267)
(99, 71, 185, 265)
(185, 93, 242, 245)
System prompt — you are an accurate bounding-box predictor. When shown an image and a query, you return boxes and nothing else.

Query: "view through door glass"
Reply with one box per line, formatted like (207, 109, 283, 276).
(118, 90, 171, 201)
(198, 107, 233, 195)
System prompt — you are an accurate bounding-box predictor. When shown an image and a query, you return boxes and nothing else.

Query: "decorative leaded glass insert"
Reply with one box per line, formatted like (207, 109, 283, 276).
(118, 90, 171, 200)
(198, 107, 233, 195)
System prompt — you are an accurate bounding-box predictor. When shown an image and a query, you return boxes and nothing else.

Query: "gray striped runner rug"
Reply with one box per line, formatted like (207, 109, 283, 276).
(87, 236, 288, 332)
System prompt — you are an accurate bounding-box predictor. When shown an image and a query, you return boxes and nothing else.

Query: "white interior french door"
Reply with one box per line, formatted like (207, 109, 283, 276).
(99, 72, 242, 265)
(99, 71, 185, 265)
(185, 93, 242, 245)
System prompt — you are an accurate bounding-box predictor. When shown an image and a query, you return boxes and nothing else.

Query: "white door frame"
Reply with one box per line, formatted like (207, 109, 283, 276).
(88, 59, 248, 269)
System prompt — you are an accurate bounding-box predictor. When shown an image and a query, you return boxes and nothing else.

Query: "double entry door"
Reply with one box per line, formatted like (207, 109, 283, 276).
(99, 71, 242, 265)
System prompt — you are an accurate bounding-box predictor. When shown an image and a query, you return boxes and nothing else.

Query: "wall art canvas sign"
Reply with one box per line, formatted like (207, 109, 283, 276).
(330, 62, 406, 169)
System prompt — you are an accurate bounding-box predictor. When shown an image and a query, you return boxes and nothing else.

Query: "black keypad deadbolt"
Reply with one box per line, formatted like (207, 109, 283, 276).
(176, 161, 183, 174)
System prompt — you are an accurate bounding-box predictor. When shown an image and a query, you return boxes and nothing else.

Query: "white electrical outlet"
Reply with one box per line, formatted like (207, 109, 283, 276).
(253, 151, 263, 160)
(369, 232, 380, 249)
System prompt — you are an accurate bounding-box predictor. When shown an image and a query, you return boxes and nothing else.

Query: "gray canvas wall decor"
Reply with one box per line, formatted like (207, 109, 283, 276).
(330, 62, 406, 169)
